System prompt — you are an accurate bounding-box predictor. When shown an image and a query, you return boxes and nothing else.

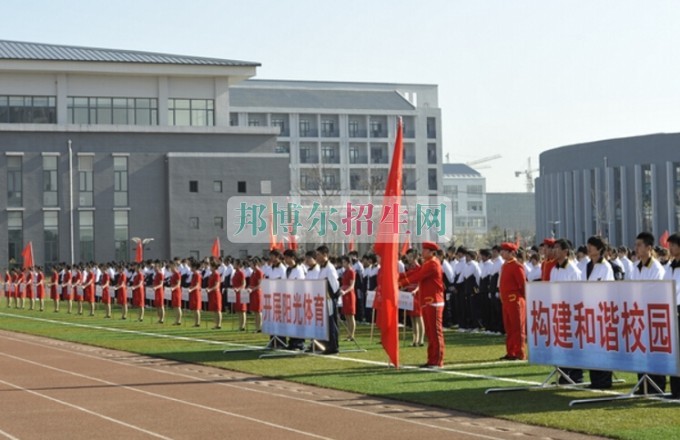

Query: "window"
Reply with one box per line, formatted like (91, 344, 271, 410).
(272, 119, 285, 133)
(214, 216, 224, 229)
(427, 143, 437, 164)
(189, 250, 200, 260)
(114, 211, 129, 261)
(275, 143, 290, 154)
(321, 145, 339, 164)
(238, 181, 247, 193)
(370, 120, 383, 137)
(641, 164, 652, 233)
(427, 117, 437, 139)
(78, 156, 94, 207)
(43, 155, 59, 206)
(299, 119, 311, 137)
(230, 113, 239, 126)
(189, 217, 199, 229)
(213, 180, 223, 193)
(348, 120, 360, 138)
(113, 156, 128, 207)
(168, 99, 214, 126)
(0, 95, 56, 123)
(44, 211, 59, 264)
(371, 145, 387, 164)
(403, 144, 416, 164)
(7, 155, 22, 207)
(189, 181, 198, 193)
(467, 185, 483, 196)
(428, 169, 438, 191)
(79, 211, 94, 262)
(67, 97, 157, 125)
(8, 212, 22, 268)
(467, 201, 483, 212)
(321, 120, 336, 137)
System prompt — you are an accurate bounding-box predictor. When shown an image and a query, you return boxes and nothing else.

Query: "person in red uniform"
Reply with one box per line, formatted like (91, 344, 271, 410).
(231, 260, 247, 331)
(49, 265, 60, 312)
(188, 263, 203, 327)
(339, 256, 357, 341)
(498, 242, 527, 360)
(131, 265, 145, 322)
(35, 267, 45, 312)
(15, 269, 25, 309)
(152, 263, 166, 324)
(169, 263, 183, 325)
(24, 268, 35, 310)
(83, 266, 96, 316)
(541, 238, 557, 281)
(247, 258, 264, 333)
(207, 261, 222, 329)
(100, 265, 112, 318)
(61, 266, 73, 313)
(398, 241, 445, 368)
(116, 265, 128, 320)
(72, 266, 84, 315)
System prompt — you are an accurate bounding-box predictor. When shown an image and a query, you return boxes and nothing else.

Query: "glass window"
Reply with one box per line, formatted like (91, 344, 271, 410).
(67, 97, 157, 125)
(427, 117, 437, 139)
(467, 185, 483, 196)
(230, 113, 239, 126)
(7, 155, 23, 207)
(113, 156, 128, 207)
(213, 180, 222, 193)
(43, 155, 59, 206)
(427, 143, 437, 164)
(114, 211, 129, 261)
(8, 212, 22, 268)
(189, 181, 198, 193)
(428, 169, 438, 191)
(78, 156, 94, 207)
(168, 98, 214, 126)
(641, 164, 652, 233)
(238, 181, 247, 193)
(321, 145, 339, 164)
(44, 211, 59, 264)
(348, 120, 360, 138)
(189, 217, 199, 229)
(214, 216, 224, 229)
(299, 119, 311, 137)
(467, 201, 483, 212)
(0, 95, 56, 123)
(321, 120, 336, 137)
(79, 211, 95, 262)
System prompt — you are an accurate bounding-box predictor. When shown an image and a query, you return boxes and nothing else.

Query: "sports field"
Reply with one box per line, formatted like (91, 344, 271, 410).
(0, 306, 678, 440)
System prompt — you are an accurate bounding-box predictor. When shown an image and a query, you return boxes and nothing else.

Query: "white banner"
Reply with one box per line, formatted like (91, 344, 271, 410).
(262, 279, 328, 340)
(227, 288, 250, 304)
(365, 290, 414, 311)
(527, 281, 680, 376)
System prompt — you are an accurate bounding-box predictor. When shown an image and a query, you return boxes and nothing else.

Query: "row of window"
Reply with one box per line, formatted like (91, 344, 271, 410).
(189, 216, 224, 230)
(442, 184, 485, 197)
(7, 155, 128, 209)
(189, 180, 247, 194)
(1, 95, 215, 127)
(300, 168, 438, 192)
(7, 210, 129, 265)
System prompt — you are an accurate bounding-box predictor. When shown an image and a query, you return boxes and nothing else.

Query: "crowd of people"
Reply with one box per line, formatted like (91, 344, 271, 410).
(3, 232, 680, 397)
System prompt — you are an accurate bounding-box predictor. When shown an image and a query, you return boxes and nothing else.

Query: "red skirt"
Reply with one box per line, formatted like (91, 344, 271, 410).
(171, 289, 182, 308)
(249, 289, 262, 313)
(116, 288, 127, 305)
(36, 287, 45, 300)
(188, 289, 201, 311)
(132, 289, 144, 308)
(101, 287, 111, 304)
(74, 288, 84, 302)
(341, 291, 356, 315)
(208, 290, 222, 312)
(61, 286, 71, 301)
(234, 291, 247, 313)
(154, 289, 164, 308)
(84, 287, 95, 303)
(408, 293, 422, 318)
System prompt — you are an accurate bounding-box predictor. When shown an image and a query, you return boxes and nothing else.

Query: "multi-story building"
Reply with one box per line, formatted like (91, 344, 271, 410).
(229, 79, 443, 196)
(441, 163, 487, 240)
(0, 40, 444, 267)
(486, 192, 536, 245)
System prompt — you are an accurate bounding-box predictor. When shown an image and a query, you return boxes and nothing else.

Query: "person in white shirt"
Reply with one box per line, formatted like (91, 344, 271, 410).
(549, 239, 583, 384)
(576, 246, 590, 276)
(316, 245, 340, 355)
(617, 246, 634, 279)
(283, 249, 306, 350)
(665, 232, 680, 399)
(582, 236, 615, 389)
(526, 253, 543, 282)
(630, 231, 666, 394)
(266, 250, 286, 280)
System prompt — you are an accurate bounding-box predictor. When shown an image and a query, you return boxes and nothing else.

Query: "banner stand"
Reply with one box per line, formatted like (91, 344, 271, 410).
(339, 318, 366, 353)
(485, 366, 625, 395)
(569, 374, 665, 406)
(257, 338, 325, 359)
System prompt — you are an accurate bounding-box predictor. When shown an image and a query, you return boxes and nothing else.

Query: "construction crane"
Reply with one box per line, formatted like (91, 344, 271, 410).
(515, 157, 539, 193)
(465, 154, 502, 167)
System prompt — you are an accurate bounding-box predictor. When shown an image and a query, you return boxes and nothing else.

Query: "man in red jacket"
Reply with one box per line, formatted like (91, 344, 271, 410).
(499, 242, 527, 360)
(398, 241, 445, 368)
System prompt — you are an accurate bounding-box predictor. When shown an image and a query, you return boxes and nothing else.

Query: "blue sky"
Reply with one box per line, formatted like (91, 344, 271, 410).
(4, 0, 680, 192)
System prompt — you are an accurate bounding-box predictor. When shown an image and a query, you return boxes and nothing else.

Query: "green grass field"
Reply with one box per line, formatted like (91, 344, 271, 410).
(0, 305, 678, 440)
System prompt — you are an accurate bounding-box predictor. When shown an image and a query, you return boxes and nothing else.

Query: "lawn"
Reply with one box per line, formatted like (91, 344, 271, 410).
(0, 306, 678, 440)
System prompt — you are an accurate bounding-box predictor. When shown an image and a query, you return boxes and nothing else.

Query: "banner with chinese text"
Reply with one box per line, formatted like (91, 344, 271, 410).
(527, 281, 680, 376)
(262, 279, 328, 340)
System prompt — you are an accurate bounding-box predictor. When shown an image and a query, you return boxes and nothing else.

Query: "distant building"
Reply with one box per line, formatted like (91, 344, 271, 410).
(486, 193, 536, 244)
(442, 164, 487, 238)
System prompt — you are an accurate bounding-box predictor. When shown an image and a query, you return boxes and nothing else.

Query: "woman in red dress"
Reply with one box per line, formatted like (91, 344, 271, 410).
(83, 266, 96, 316)
(231, 260, 247, 331)
(15, 270, 25, 309)
(24, 268, 35, 310)
(248, 258, 264, 333)
(169, 263, 183, 325)
(340, 256, 357, 341)
(50, 266, 60, 312)
(188, 263, 203, 327)
(61, 266, 73, 313)
(131, 265, 145, 322)
(207, 261, 222, 329)
(116, 265, 128, 320)
(100, 265, 112, 318)
(152, 263, 166, 324)
(35, 267, 46, 312)
(403, 252, 424, 347)
(72, 267, 83, 315)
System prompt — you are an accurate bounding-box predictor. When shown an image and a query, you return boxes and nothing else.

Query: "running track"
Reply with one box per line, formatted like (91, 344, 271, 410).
(0, 330, 604, 440)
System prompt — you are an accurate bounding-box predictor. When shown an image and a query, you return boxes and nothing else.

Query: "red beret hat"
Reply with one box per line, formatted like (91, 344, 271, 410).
(543, 238, 556, 247)
(422, 241, 439, 251)
(500, 242, 518, 252)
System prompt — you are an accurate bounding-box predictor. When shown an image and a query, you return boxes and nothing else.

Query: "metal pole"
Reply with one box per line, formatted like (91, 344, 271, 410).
(68, 140, 74, 265)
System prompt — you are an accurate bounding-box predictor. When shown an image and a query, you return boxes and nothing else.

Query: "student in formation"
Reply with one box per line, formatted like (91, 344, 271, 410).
(152, 262, 166, 324)
(230, 259, 247, 331)
(207, 261, 222, 329)
(188, 262, 203, 327)
(247, 258, 264, 333)
(16, 268, 25, 309)
(665, 232, 680, 399)
(61, 265, 73, 313)
(83, 265, 96, 316)
(100, 264, 112, 318)
(131, 264, 146, 322)
(498, 242, 527, 361)
(24, 267, 35, 311)
(35, 267, 45, 312)
(116, 264, 129, 320)
(169, 262, 183, 325)
(72, 266, 84, 315)
(3, 269, 11, 308)
(339, 256, 357, 342)
(398, 241, 445, 368)
(316, 245, 341, 355)
(50, 265, 60, 312)
(283, 249, 306, 350)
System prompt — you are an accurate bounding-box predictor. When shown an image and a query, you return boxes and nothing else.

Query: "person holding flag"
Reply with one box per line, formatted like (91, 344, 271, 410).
(398, 241, 445, 368)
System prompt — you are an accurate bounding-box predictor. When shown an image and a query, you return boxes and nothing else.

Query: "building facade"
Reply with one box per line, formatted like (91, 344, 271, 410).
(536, 133, 680, 246)
(486, 192, 536, 244)
(441, 163, 487, 239)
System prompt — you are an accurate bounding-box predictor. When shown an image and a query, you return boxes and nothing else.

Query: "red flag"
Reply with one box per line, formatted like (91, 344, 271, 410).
(21, 242, 34, 269)
(400, 233, 410, 257)
(373, 118, 404, 368)
(348, 236, 356, 253)
(211, 237, 221, 258)
(269, 199, 279, 251)
(660, 230, 670, 249)
(288, 233, 298, 251)
(135, 240, 143, 263)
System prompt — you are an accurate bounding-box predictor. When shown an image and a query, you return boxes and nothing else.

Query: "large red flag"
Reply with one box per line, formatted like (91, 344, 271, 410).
(348, 236, 356, 253)
(135, 240, 143, 263)
(22, 242, 34, 269)
(211, 237, 221, 258)
(269, 199, 279, 251)
(374, 118, 404, 368)
(660, 230, 670, 249)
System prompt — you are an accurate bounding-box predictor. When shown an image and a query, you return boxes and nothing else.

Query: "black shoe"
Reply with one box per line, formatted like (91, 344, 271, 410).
(322, 349, 339, 355)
